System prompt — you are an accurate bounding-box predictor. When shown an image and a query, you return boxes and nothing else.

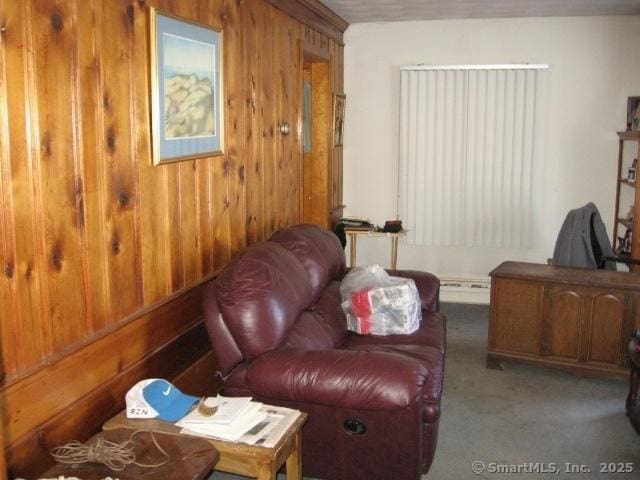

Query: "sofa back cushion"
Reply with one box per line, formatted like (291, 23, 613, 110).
(270, 224, 346, 301)
(214, 242, 313, 361)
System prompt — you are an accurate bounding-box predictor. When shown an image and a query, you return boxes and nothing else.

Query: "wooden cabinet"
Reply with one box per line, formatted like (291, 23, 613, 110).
(613, 131, 640, 268)
(488, 261, 640, 378)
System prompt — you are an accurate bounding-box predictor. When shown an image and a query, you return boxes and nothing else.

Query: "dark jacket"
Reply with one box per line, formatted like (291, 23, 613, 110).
(552, 203, 616, 270)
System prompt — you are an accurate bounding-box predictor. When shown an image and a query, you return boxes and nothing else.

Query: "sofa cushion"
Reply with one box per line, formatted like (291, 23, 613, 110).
(308, 280, 349, 346)
(281, 311, 339, 350)
(343, 312, 446, 354)
(270, 224, 346, 301)
(214, 242, 313, 360)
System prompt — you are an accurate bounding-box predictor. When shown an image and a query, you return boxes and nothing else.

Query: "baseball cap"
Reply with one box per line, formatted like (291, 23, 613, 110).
(126, 379, 198, 422)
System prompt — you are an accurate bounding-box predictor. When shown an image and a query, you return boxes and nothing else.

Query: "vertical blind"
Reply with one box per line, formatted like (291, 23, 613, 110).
(398, 65, 548, 249)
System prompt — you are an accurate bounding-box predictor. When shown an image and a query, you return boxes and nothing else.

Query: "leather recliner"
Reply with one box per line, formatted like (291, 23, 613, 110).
(203, 224, 446, 480)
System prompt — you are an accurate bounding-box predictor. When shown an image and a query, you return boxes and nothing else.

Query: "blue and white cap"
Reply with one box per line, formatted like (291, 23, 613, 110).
(126, 379, 198, 422)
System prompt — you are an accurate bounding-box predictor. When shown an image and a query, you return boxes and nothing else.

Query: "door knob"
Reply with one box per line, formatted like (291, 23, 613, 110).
(279, 122, 290, 136)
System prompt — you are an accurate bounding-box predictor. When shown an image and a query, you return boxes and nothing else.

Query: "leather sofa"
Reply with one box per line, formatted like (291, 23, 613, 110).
(203, 224, 446, 480)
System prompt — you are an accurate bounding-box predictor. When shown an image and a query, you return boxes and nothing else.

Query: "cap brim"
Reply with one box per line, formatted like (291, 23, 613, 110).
(156, 393, 199, 422)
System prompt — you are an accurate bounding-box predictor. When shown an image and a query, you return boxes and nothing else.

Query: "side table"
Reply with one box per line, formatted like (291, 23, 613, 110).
(43, 428, 219, 479)
(345, 228, 406, 270)
(103, 410, 307, 480)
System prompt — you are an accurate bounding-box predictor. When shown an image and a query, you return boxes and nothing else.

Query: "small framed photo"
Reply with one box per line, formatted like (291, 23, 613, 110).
(333, 93, 346, 147)
(150, 7, 223, 165)
(627, 96, 640, 132)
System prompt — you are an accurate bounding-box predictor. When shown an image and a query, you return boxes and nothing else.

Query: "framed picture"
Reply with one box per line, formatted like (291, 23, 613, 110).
(627, 96, 640, 132)
(150, 7, 223, 165)
(333, 94, 346, 147)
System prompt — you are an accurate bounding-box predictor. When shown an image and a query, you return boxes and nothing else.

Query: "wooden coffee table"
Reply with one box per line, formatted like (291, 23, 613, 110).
(43, 428, 219, 480)
(103, 410, 307, 480)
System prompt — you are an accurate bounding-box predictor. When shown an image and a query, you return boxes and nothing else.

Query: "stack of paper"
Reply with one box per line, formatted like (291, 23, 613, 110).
(177, 395, 267, 442)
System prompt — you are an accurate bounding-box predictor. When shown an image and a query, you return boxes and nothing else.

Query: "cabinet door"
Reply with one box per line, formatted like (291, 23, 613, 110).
(585, 292, 625, 366)
(489, 278, 543, 355)
(542, 287, 583, 361)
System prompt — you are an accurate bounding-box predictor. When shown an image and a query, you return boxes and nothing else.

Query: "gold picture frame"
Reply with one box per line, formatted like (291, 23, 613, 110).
(333, 93, 346, 147)
(150, 7, 224, 165)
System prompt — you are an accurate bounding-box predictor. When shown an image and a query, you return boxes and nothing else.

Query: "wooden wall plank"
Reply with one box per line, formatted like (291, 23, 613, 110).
(223, 0, 247, 257)
(283, 16, 303, 226)
(31, 0, 87, 350)
(244, 1, 263, 244)
(0, 0, 24, 379)
(99, 0, 143, 320)
(263, 5, 277, 237)
(2, 0, 49, 376)
(77, 1, 110, 333)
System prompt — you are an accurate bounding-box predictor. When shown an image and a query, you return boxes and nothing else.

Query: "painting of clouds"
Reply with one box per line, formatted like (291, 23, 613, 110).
(163, 33, 216, 139)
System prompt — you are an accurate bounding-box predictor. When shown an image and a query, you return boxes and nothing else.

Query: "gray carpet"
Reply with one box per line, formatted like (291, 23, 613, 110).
(210, 303, 640, 480)
(429, 303, 639, 480)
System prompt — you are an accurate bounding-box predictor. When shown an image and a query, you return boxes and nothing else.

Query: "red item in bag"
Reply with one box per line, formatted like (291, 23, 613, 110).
(350, 289, 372, 334)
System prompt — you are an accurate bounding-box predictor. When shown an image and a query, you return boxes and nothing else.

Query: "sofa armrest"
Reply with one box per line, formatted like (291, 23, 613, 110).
(246, 349, 428, 410)
(387, 269, 440, 312)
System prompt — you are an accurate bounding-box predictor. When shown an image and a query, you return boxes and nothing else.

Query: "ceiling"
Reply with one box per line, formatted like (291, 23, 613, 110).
(321, 0, 640, 24)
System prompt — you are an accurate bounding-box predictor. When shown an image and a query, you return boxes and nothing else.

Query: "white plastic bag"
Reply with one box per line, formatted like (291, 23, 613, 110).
(340, 264, 421, 335)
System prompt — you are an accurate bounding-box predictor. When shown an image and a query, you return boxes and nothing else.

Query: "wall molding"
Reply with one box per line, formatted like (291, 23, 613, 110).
(264, 0, 349, 42)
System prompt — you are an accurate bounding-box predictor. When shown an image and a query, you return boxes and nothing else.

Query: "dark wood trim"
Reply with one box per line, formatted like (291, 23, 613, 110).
(6, 322, 215, 479)
(486, 352, 629, 380)
(264, 0, 349, 43)
(490, 261, 640, 292)
(1, 270, 219, 389)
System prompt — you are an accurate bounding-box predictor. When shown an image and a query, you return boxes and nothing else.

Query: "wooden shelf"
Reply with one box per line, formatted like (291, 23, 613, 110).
(618, 218, 634, 230)
(618, 131, 640, 141)
(614, 130, 640, 271)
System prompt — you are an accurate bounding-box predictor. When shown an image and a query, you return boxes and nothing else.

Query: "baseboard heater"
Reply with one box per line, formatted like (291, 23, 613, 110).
(439, 277, 491, 304)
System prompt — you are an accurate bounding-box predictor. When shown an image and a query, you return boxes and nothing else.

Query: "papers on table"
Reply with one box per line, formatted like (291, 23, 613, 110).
(176, 395, 301, 448)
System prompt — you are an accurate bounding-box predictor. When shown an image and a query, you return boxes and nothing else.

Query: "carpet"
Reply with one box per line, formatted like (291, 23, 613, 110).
(428, 302, 639, 480)
(210, 302, 639, 479)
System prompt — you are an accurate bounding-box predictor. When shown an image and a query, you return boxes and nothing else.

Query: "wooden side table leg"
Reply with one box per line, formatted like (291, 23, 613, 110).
(256, 460, 277, 480)
(391, 237, 399, 270)
(285, 430, 302, 480)
(349, 233, 357, 268)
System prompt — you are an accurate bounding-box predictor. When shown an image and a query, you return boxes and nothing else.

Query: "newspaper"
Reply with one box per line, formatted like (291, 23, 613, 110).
(178, 403, 301, 448)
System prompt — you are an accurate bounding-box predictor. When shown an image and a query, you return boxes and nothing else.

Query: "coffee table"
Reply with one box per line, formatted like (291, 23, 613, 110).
(103, 410, 307, 480)
(43, 428, 219, 480)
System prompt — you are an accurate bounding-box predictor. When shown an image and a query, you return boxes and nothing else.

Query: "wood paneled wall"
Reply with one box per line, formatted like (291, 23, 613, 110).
(0, 0, 345, 476)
